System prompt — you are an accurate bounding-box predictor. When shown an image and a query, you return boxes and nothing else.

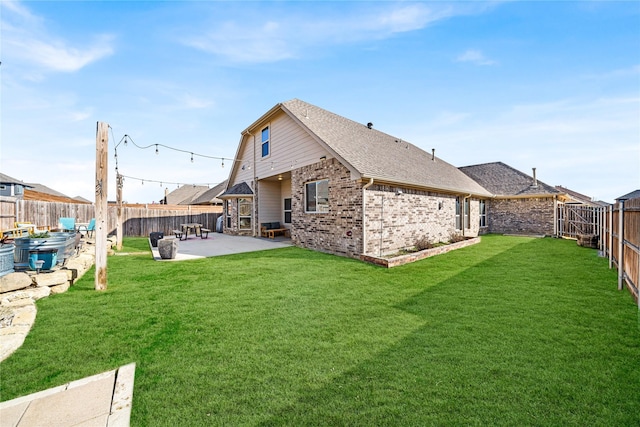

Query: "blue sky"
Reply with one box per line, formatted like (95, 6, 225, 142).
(1, 0, 638, 204)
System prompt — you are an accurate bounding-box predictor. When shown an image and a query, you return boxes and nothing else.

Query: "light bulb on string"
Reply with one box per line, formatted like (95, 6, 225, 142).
(221, 159, 224, 168)
(142, 180, 144, 186)
(155, 144, 159, 155)
(191, 153, 194, 163)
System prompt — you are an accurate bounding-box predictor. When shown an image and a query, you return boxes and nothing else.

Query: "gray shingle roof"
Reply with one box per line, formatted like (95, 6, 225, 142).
(459, 162, 560, 197)
(279, 99, 492, 197)
(616, 189, 640, 201)
(220, 182, 254, 197)
(165, 185, 210, 205)
(0, 173, 34, 188)
(191, 180, 227, 205)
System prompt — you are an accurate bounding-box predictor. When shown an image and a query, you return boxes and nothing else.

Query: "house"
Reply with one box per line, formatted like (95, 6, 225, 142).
(459, 162, 568, 236)
(616, 190, 640, 202)
(221, 99, 492, 258)
(163, 180, 227, 205)
(555, 185, 609, 207)
(0, 173, 33, 199)
(1, 173, 88, 204)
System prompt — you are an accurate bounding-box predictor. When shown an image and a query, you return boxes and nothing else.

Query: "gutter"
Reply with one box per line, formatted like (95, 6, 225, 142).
(362, 178, 375, 255)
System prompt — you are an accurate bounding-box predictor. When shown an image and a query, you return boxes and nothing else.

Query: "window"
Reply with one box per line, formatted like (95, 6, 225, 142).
(455, 197, 462, 230)
(284, 198, 292, 224)
(226, 200, 232, 229)
(305, 179, 329, 213)
(479, 200, 487, 227)
(261, 126, 270, 158)
(238, 198, 252, 230)
(464, 198, 470, 229)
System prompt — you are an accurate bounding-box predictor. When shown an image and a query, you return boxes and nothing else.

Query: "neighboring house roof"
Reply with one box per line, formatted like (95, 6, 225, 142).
(73, 196, 92, 204)
(555, 185, 609, 206)
(220, 182, 254, 198)
(459, 162, 561, 198)
(23, 189, 91, 204)
(0, 173, 34, 188)
(26, 182, 69, 199)
(1, 172, 89, 203)
(165, 185, 210, 205)
(191, 180, 227, 205)
(235, 99, 492, 197)
(616, 189, 640, 201)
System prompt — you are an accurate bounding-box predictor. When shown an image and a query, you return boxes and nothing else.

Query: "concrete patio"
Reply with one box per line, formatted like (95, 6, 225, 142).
(150, 232, 293, 261)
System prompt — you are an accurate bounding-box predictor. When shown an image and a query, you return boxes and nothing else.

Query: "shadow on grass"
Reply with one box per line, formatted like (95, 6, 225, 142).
(257, 238, 640, 426)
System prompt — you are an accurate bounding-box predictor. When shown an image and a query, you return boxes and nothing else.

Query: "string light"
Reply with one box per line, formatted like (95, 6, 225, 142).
(155, 144, 159, 155)
(116, 173, 222, 189)
(191, 153, 194, 163)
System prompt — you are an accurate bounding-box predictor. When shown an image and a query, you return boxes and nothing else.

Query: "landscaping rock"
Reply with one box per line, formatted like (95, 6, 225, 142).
(50, 282, 71, 294)
(33, 271, 69, 288)
(0, 273, 34, 294)
(158, 238, 178, 260)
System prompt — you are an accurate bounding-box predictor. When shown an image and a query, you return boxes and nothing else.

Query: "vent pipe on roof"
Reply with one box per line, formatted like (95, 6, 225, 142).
(432, 149, 436, 161)
(532, 167, 538, 187)
(367, 122, 373, 129)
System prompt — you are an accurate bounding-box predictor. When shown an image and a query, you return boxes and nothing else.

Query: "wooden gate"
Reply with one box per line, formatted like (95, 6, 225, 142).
(556, 202, 604, 239)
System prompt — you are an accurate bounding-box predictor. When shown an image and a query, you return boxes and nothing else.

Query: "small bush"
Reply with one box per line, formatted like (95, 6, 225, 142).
(449, 233, 466, 243)
(415, 237, 435, 251)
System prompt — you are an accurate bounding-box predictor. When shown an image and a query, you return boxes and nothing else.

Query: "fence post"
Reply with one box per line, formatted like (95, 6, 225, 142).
(617, 201, 624, 291)
(609, 205, 613, 268)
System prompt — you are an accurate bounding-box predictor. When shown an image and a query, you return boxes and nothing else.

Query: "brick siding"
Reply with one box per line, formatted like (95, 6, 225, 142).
(487, 197, 555, 235)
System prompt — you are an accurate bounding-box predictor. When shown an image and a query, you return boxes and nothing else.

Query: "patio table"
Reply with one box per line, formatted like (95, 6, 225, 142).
(179, 223, 203, 240)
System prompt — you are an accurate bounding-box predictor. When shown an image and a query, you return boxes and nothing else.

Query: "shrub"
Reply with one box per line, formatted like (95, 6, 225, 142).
(415, 237, 435, 251)
(449, 233, 466, 243)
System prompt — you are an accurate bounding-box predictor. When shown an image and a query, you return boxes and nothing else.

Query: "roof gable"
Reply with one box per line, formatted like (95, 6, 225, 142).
(276, 99, 491, 196)
(220, 182, 254, 198)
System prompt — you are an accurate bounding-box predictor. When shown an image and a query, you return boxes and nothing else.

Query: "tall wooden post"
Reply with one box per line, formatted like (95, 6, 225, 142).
(95, 122, 109, 291)
(116, 173, 123, 251)
(618, 200, 625, 291)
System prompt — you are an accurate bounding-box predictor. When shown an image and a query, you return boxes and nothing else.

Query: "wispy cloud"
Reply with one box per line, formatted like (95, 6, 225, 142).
(456, 49, 497, 66)
(0, 1, 115, 73)
(181, 3, 493, 63)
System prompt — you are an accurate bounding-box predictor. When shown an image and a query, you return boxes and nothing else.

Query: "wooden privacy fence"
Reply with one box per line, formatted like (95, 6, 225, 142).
(600, 197, 640, 307)
(1, 198, 222, 238)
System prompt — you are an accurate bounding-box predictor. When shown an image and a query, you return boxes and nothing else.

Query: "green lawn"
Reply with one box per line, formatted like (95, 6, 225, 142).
(2, 235, 639, 425)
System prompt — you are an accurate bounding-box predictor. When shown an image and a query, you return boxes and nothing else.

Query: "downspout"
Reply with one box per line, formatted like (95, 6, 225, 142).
(362, 178, 374, 255)
(249, 130, 256, 237)
(553, 195, 557, 237)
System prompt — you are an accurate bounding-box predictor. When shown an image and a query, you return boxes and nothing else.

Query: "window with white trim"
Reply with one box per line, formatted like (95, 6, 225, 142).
(479, 200, 487, 227)
(238, 198, 252, 230)
(464, 198, 470, 229)
(455, 197, 462, 230)
(305, 179, 329, 213)
(284, 198, 292, 224)
(261, 126, 270, 158)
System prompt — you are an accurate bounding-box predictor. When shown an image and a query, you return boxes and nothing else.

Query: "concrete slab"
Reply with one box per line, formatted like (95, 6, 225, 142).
(0, 363, 135, 427)
(150, 233, 292, 261)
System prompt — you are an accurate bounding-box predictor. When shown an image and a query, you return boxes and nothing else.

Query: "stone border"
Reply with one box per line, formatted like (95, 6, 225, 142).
(361, 237, 481, 268)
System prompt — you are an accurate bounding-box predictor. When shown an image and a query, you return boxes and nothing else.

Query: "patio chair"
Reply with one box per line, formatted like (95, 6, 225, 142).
(77, 218, 96, 238)
(58, 217, 76, 233)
